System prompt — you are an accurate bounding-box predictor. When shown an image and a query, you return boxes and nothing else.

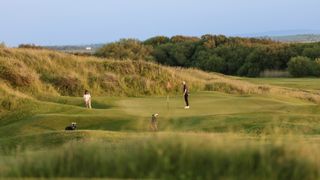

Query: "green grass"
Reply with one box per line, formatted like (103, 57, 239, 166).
(1, 92, 319, 139)
(0, 90, 320, 179)
(239, 77, 320, 90)
(1, 48, 320, 179)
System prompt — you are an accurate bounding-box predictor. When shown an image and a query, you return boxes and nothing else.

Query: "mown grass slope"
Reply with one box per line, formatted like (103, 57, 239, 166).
(240, 77, 320, 90)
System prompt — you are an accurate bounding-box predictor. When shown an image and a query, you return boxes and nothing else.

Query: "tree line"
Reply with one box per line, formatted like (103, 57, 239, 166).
(23, 35, 320, 77)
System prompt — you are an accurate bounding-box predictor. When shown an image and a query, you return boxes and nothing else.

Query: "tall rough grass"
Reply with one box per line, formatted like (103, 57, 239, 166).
(3, 134, 319, 179)
(0, 48, 205, 97)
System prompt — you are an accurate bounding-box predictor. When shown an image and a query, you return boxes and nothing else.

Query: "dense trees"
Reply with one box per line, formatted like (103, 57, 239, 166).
(153, 42, 196, 67)
(288, 56, 320, 77)
(96, 35, 320, 77)
(144, 36, 170, 47)
(287, 56, 314, 77)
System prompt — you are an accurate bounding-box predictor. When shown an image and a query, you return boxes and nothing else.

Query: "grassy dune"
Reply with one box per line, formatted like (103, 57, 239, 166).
(0, 47, 320, 179)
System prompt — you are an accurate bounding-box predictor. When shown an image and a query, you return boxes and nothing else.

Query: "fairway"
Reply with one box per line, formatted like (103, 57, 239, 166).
(1, 91, 319, 138)
(239, 77, 320, 91)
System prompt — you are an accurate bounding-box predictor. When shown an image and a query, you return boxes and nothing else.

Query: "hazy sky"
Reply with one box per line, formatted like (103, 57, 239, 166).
(1, 0, 319, 46)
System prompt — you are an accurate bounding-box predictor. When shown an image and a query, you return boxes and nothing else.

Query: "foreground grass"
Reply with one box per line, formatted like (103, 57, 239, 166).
(2, 133, 319, 179)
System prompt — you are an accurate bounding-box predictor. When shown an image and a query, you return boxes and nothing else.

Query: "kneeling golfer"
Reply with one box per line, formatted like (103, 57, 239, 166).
(150, 113, 159, 131)
(183, 81, 190, 109)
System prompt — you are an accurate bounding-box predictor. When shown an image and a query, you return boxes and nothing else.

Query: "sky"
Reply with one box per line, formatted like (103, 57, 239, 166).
(1, 0, 319, 46)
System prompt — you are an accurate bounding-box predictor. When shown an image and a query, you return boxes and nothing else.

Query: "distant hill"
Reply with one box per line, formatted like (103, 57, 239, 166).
(237, 29, 320, 43)
(45, 33, 320, 55)
(266, 34, 320, 43)
(44, 44, 103, 54)
(44, 33, 320, 54)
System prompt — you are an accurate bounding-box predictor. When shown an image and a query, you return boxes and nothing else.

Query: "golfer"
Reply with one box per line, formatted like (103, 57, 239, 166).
(183, 81, 190, 109)
(83, 90, 92, 109)
(150, 113, 159, 131)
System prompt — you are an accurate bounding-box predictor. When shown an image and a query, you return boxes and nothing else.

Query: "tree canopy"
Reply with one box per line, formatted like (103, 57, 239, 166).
(96, 35, 320, 77)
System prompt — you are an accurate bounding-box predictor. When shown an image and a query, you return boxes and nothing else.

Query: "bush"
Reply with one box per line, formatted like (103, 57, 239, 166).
(302, 46, 320, 59)
(153, 42, 196, 67)
(287, 56, 314, 77)
(95, 39, 154, 61)
(196, 53, 226, 73)
(313, 58, 320, 76)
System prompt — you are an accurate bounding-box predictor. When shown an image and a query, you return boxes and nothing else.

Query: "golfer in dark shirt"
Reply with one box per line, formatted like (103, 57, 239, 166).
(183, 81, 190, 109)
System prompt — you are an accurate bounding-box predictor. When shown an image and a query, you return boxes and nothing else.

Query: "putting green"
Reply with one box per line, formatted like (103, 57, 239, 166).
(1, 91, 319, 143)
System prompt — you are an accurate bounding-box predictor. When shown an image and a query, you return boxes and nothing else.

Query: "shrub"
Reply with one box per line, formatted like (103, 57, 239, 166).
(195, 53, 226, 73)
(287, 56, 314, 77)
(313, 58, 320, 76)
(153, 42, 196, 67)
(302, 46, 320, 59)
(95, 39, 154, 61)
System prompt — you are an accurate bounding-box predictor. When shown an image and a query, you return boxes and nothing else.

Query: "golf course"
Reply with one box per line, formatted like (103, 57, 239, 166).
(0, 48, 320, 179)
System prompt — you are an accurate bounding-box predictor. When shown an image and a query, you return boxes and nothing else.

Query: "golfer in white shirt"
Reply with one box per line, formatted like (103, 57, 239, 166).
(83, 90, 92, 109)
